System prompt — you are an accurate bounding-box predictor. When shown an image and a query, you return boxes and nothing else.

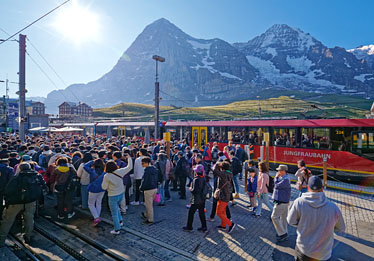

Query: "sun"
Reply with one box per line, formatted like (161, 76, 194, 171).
(52, 1, 101, 46)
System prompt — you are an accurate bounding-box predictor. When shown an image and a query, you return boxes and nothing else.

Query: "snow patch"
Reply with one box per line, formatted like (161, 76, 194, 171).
(266, 47, 277, 57)
(343, 58, 351, 68)
(354, 73, 374, 82)
(286, 55, 314, 73)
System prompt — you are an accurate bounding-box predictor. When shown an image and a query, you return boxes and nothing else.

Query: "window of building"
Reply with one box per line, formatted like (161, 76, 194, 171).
(301, 128, 330, 149)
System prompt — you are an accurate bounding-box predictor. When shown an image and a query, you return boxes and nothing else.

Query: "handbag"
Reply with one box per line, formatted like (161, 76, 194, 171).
(154, 193, 161, 203)
(214, 180, 228, 200)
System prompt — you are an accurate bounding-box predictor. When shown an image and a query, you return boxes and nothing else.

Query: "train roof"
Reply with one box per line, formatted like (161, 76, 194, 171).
(165, 119, 374, 128)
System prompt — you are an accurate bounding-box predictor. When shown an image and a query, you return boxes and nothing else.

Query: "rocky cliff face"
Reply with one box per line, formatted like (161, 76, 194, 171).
(348, 45, 374, 69)
(45, 19, 374, 113)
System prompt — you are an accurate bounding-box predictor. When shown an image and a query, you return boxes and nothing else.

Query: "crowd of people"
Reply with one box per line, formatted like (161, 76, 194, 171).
(0, 133, 346, 260)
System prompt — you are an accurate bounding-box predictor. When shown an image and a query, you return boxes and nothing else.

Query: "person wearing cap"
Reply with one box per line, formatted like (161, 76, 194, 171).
(271, 164, 291, 242)
(183, 164, 207, 232)
(287, 176, 345, 260)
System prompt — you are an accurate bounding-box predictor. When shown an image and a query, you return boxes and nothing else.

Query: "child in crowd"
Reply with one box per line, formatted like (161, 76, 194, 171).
(246, 168, 257, 212)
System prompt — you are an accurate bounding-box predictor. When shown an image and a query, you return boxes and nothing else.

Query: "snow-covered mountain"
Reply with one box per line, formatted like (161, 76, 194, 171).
(45, 19, 374, 113)
(233, 24, 374, 94)
(348, 45, 374, 69)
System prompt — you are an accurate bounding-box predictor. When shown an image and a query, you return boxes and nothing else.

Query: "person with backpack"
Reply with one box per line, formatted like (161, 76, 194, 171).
(295, 160, 311, 197)
(155, 151, 168, 206)
(0, 162, 46, 247)
(38, 145, 53, 170)
(84, 159, 106, 226)
(271, 165, 291, 242)
(101, 157, 133, 234)
(246, 168, 258, 212)
(77, 152, 93, 209)
(255, 161, 273, 217)
(0, 157, 14, 219)
(229, 151, 242, 199)
(211, 146, 219, 165)
(51, 157, 78, 219)
(183, 164, 208, 232)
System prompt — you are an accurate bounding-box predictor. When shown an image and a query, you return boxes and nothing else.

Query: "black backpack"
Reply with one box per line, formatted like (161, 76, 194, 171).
(5, 171, 42, 205)
(266, 174, 274, 193)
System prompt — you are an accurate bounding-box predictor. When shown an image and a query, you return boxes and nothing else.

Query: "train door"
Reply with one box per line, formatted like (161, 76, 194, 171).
(192, 127, 208, 148)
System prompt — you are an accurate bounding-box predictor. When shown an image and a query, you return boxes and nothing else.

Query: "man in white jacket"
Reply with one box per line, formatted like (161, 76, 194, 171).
(130, 148, 147, 205)
(287, 176, 345, 261)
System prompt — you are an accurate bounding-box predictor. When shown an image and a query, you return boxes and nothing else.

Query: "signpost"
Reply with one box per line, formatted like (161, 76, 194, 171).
(264, 132, 270, 168)
(163, 132, 171, 158)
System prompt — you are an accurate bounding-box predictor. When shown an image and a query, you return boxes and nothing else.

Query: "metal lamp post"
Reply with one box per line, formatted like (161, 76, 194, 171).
(152, 55, 165, 141)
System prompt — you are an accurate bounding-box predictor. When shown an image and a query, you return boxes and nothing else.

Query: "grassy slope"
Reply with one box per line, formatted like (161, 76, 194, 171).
(93, 95, 371, 120)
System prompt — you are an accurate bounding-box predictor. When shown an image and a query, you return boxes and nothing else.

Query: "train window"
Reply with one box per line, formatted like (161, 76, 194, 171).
(227, 128, 246, 143)
(302, 128, 331, 149)
(274, 128, 296, 147)
(369, 133, 374, 149)
(248, 128, 261, 145)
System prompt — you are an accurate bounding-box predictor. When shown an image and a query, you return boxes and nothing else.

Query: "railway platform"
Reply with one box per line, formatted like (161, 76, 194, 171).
(4, 178, 374, 260)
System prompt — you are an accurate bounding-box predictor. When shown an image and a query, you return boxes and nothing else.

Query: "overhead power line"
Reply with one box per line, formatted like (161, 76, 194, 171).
(0, 0, 71, 45)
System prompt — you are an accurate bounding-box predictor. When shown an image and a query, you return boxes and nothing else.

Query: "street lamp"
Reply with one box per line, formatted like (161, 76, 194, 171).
(152, 55, 165, 141)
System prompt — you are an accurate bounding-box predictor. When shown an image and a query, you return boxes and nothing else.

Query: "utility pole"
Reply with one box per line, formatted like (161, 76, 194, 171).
(257, 96, 262, 119)
(18, 34, 27, 141)
(152, 55, 165, 141)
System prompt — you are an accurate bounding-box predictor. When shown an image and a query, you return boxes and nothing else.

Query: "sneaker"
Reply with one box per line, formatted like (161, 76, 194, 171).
(197, 227, 207, 232)
(121, 211, 126, 215)
(130, 201, 139, 206)
(110, 230, 120, 235)
(166, 197, 172, 202)
(57, 215, 65, 220)
(216, 225, 226, 230)
(183, 226, 193, 232)
(276, 233, 288, 242)
(143, 220, 154, 225)
(228, 223, 236, 233)
(125, 206, 128, 210)
(186, 204, 191, 209)
(158, 203, 166, 207)
(234, 193, 240, 199)
(207, 218, 215, 222)
(255, 214, 261, 218)
(68, 212, 75, 219)
(120, 221, 124, 227)
(93, 218, 101, 226)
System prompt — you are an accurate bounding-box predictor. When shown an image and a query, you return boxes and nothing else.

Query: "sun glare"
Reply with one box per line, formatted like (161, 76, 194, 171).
(52, 1, 100, 46)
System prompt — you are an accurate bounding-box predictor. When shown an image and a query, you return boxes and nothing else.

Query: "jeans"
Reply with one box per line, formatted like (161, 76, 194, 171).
(88, 191, 105, 219)
(217, 200, 232, 228)
(56, 190, 74, 217)
(298, 187, 308, 198)
(81, 185, 89, 209)
(158, 181, 165, 204)
(108, 193, 124, 231)
(256, 193, 273, 216)
(0, 202, 36, 246)
(186, 203, 207, 229)
(164, 179, 171, 199)
(233, 174, 240, 194)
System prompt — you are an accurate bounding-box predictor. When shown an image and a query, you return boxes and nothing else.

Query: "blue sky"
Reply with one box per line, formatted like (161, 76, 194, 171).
(0, 0, 373, 98)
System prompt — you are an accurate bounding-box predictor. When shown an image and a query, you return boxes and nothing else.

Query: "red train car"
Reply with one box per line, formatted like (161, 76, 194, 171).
(166, 119, 374, 184)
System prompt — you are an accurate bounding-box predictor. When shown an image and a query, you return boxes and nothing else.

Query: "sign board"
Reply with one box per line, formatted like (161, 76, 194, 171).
(163, 132, 171, 142)
(228, 131, 232, 141)
(264, 132, 270, 143)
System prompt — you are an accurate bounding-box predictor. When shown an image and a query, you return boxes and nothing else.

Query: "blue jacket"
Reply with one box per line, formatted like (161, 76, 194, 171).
(84, 161, 105, 193)
(140, 165, 159, 191)
(115, 159, 130, 186)
(272, 174, 291, 203)
(0, 163, 14, 192)
(246, 175, 257, 193)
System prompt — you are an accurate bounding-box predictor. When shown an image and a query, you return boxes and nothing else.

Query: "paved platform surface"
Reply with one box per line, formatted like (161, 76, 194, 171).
(94, 178, 374, 261)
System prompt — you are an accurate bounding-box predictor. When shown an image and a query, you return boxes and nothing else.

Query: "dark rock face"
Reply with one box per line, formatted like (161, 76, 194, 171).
(45, 19, 374, 113)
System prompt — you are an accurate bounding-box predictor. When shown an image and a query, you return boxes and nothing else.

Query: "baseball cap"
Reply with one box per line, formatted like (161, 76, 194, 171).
(22, 155, 31, 161)
(276, 164, 288, 171)
(308, 176, 323, 190)
(177, 151, 183, 156)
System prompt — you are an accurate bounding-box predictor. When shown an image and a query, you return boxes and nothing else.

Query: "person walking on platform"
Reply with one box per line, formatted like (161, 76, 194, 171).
(183, 164, 207, 232)
(0, 162, 45, 247)
(229, 151, 242, 199)
(271, 164, 291, 242)
(255, 161, 273, 217)
(295, 160, 311, 197)
(213, 161, 236, 233)
(52, 157, 78, 220)
(131, 148, 146, 205)
(287, 176, 345, 260)
(102, 157, 133, 235)
(140, 157, 159, 224)
(0, 156, 14, 219)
